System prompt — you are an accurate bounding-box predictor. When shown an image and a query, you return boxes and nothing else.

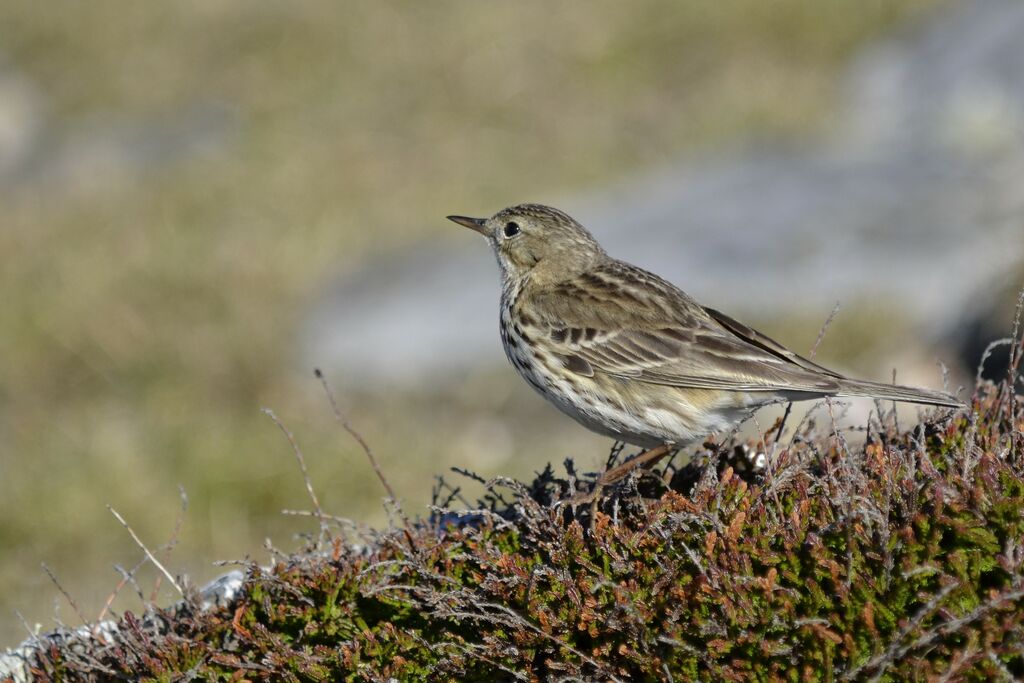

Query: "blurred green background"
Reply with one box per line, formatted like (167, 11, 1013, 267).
(0, 1, 944, 644)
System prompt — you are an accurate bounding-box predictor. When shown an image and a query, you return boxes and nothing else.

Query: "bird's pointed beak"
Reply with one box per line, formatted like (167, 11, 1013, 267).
(447, 215, 489, 236)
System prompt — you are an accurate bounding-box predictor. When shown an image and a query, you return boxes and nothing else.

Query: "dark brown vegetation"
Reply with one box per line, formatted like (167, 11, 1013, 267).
(6, 353, 1024, 681)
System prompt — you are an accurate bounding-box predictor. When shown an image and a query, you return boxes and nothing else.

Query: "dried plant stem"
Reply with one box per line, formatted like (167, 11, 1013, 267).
(262, 408, 329, 543)
(774, 302, 840, 444)
(41, 563, 87, 625)
(810, 301, 842, 360)
(107, 506, 183, 597)
(97, 558, 147, 622)
(1009, 288, 1024, 464)
(314, 370, 398, 502)
(315, 368, 417, 548)
(97, 487, 189, 621)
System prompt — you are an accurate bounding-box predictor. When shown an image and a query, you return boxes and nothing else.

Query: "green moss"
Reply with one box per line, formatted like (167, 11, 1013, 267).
(22, 380, 1024, 681)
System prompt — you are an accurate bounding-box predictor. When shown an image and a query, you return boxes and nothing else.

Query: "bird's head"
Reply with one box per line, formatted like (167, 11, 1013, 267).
(448, 204, 605, 284)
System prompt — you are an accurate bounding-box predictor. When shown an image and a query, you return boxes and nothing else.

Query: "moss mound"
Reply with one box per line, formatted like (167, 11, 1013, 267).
(10, 379, 1024, 681)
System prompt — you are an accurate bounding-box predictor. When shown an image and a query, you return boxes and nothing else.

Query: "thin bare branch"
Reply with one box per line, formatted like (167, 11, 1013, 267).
(314, 368, 398, 502)
(810, 301, 842, 360)
(773, 401, 793, 446)
(40, 563, 86, 626)
(261, 407, 328, 543)
(772, 303, 841, 446)
(107, 505, 183, 597)
(977, 337, 1012, 386)
(164, 485, 189, 557)
(314, 368, 418, 549)
(97, 558, 147, 622)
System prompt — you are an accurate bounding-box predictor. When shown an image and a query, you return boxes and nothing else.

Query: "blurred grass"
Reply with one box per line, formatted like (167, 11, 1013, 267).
(0, 1, 943, 644)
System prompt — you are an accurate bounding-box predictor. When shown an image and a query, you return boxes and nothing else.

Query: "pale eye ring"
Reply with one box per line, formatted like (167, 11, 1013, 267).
(503, 221, 521, 238)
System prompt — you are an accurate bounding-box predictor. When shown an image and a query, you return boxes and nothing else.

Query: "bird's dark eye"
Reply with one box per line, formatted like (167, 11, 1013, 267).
(503, 221, 521, 238)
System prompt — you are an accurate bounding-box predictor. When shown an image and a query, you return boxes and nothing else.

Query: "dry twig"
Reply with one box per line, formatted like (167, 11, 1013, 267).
(40, 563, 86, 626)
(107, 506, 183, 597)
(262, 407, 329, 543)
(314, 368, 418, 549)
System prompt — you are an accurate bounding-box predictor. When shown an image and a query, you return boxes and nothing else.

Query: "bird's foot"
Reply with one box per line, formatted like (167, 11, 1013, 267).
(558, 444, 674, 528)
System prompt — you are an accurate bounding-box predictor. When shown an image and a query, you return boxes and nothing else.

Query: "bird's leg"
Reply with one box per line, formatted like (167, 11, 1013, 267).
(595, 443, 673, 488)
(562, 443, 674, 513)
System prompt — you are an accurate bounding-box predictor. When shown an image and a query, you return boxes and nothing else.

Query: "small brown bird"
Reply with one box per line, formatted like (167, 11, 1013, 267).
(449, 204, 963, 481)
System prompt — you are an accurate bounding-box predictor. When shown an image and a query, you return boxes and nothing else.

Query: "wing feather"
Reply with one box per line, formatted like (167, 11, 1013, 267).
(529, 263, 843, 395)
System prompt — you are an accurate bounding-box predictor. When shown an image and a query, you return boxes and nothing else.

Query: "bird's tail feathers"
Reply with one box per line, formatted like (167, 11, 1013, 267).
(834, 378, 965, 409)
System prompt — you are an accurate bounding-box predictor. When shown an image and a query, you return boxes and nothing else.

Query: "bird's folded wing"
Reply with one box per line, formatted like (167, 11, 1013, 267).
(701, 306, 843, 380)
(532, 285, 842, 395)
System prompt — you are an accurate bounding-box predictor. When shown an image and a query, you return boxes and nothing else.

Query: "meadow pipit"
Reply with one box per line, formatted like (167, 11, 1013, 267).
(449, 204, 963, 487)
